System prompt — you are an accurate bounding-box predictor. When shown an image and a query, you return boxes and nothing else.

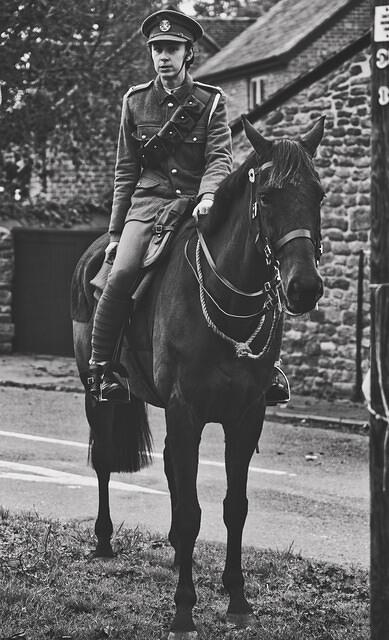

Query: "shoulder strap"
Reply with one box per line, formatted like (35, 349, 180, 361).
(126, 80, 153, 97)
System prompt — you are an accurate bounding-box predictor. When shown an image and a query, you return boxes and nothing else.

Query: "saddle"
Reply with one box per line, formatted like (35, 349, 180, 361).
(90, 196, 194, 303)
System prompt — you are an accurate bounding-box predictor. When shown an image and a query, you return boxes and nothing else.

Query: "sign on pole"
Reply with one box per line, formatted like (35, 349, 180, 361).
(370, 2, 389, 638)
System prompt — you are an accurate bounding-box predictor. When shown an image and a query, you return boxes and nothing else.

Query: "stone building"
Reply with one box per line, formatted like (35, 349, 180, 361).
(1, 1, 373, 399)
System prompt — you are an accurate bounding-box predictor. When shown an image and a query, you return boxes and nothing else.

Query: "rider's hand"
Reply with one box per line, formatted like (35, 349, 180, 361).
(192, 198, 214, 220)
(105, 241, 119, 264)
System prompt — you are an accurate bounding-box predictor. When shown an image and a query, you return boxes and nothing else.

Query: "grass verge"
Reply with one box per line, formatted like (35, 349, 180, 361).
(0, 508, 368, 640)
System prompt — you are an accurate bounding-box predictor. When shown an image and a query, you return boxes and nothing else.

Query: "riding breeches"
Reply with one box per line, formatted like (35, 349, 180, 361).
(91, 218, 155, 363)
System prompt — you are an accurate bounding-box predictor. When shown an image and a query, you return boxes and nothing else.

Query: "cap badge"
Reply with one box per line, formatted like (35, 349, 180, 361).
(159, 19, 171, 32)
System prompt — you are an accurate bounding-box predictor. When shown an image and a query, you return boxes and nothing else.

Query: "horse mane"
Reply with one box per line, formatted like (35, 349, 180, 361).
(203, 138, 321, 235)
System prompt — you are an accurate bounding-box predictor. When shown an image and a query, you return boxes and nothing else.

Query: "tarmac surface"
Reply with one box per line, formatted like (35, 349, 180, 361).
(0, 352, 369, 433)
(0, 352, 370, 567)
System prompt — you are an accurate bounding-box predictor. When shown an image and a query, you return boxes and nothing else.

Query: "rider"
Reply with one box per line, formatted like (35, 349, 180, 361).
(87, 8, 289, 405)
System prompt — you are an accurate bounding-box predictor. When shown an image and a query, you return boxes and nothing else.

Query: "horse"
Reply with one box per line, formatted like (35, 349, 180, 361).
(71, 115, 325, 639)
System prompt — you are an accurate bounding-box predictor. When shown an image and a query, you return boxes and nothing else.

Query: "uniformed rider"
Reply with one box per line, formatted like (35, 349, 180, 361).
(87, 9, 233, 401)
(88, 8, 290, 406)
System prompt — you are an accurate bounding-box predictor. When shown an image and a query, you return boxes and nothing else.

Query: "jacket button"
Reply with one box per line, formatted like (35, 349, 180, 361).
(168, 102, 174, 107)
(171, 168, 178, 174)
(175, 188, 182, 195)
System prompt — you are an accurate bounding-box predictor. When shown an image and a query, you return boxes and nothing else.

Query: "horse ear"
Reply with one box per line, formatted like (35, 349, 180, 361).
(299, 116, 325, 156)
(241, 115, 272, 156)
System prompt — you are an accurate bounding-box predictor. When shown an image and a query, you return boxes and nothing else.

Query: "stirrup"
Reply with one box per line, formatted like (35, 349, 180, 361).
(100, 362, 130, 404)
(265, 364, 290, 406)
(87, 362, 130, 404)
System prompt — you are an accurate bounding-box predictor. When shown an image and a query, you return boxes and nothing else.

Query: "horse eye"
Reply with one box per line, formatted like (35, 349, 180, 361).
(258, 192, 270, 206)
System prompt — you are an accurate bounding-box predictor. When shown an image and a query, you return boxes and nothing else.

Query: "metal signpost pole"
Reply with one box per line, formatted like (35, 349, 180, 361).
(370, 2, 389, 638)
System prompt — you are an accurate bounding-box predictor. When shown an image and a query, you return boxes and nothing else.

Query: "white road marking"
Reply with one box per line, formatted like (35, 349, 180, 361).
(0, 429, 88, 448)
(0, 429, 296, 477)
(0, 460, 167, 495)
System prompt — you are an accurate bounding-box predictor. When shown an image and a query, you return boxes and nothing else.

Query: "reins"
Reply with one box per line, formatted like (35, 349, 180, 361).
(185, 156, 322, 359)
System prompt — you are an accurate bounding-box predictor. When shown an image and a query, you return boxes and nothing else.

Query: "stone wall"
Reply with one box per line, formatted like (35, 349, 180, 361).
(218, 0, 370, 121)
(0, 228, 14, 353)
(233, 48, 371, 398)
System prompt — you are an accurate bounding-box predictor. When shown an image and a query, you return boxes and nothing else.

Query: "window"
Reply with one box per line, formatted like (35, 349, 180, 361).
(249, 77, 264, 109)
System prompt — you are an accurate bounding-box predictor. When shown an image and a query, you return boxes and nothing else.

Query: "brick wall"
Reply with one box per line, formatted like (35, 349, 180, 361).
(0, 228, 14, 353)
(232, 49, 371, 398)
(45, 151, 115, 203)
(218, 0, 370, 121)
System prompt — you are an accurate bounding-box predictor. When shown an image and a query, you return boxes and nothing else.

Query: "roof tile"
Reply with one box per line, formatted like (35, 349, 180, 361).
(195, 0, 356, 78)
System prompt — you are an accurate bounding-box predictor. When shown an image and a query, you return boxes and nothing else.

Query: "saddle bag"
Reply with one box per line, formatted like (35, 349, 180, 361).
(142, 196, 194, 267)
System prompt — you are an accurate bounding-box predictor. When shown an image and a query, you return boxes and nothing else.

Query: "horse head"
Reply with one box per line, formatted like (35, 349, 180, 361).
(242, 115, 325, 315)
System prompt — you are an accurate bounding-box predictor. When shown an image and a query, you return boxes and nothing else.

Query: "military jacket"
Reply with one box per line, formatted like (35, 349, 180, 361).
(109, 73, 233, 236)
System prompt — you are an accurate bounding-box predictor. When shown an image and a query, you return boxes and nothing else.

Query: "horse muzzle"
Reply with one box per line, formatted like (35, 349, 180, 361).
(282, 271, 323, 315)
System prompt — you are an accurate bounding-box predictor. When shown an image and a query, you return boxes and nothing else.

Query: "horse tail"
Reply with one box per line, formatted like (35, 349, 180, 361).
(80, 373, 153, 473)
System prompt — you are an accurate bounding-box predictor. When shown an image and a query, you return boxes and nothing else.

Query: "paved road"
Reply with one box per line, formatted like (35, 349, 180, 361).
(0, 386, 369, 568)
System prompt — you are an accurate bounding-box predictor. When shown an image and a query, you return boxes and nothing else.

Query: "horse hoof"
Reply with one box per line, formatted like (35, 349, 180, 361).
(226, 612, 257, 628)
(90, 545, 115, 559)
(167, 632, 198, 640)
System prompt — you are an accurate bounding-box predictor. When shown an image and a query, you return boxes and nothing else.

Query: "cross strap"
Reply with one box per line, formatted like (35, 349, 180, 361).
(140, 91, 211, 168)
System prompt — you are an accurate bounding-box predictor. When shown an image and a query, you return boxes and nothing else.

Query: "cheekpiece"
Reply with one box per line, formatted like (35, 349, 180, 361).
(141, 9, 204, 44)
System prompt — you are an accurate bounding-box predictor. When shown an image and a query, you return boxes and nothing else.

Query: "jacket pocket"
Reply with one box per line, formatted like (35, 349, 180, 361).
(135, 175, 160, 189)
(136, 124, 161, 142)
(185, 125, 207, 144)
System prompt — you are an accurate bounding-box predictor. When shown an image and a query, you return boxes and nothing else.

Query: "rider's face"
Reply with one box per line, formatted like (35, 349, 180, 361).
(151, 42, 187, 79)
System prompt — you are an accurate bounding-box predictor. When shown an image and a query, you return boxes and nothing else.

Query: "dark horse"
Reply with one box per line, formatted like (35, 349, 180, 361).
(71, 116, 325, 639)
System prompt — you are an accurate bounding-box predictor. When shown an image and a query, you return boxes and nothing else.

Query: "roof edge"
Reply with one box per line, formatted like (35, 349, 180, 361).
(230, 31, 370, 136)
(196, 0, 363, 82)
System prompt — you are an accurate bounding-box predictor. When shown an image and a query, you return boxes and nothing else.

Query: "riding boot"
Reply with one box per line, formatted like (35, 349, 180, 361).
(265, 364, 290, 406)
(88, 288, 132, 402)
(87, 362, 129, 403)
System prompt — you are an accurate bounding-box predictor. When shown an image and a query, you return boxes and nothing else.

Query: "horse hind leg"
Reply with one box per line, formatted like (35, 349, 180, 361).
(221, 402, 265, 628)
(93, 467, 114, 558)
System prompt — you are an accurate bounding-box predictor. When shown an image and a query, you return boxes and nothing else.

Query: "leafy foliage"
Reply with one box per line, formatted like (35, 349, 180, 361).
(0, 0, 160, 194)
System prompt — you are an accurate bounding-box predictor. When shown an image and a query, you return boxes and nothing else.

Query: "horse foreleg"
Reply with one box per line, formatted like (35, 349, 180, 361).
(163, 437, 180, 566)
(93, 467, 114, 558)
(222, 402, 265, 627)
(165, 403, 203, 639)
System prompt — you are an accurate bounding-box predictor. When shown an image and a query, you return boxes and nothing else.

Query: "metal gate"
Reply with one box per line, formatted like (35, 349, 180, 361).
(13, 228, 103, 356)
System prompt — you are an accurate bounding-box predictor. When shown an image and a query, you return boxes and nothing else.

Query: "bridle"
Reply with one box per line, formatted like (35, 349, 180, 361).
(247, 162, 323, 272)
(185, 158, 323, 358)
